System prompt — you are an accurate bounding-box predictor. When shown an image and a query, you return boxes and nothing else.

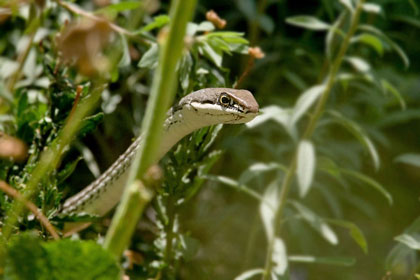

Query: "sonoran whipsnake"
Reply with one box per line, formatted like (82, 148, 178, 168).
(61, 88, 259, 216)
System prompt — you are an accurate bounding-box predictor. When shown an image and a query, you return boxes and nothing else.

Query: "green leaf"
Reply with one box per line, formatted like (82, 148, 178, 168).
(286, 16, 330, 31)
(196, 21, 215, 32)
(57, 157, 82, 184)
(272, 238, 288, 276)
(5, 234, 121, 279)
(325, 218, 368, 253)
(288, 255, 356, 266)
(96, 1, 141, 18)
(205, 175, 265, 202)
(199, 41, 223, 67)
(5, 233, 49, 280)
(234, 269, 265, 280)
(290, 84, 326, 126)
(79, 112, 104, 138)
(339, 168, 393, 205)
(296, 140, 316, 198)
(345, 56, 371, 72)
(138, 15, 170, 33)
(362, 3, 381, 14)
(290, 201, 338, 245)
(138, 43, 159, 69)
(339, 0, 354, 12)
(260, 180, 279, 241)
(328, 111, 380, 170)
(381, 79, 406, 110)
(395, 234, 420, 250)
(351, 33, 384, 56)
(118, 35, 131, 67)
(238, 162, 287, 185)
(245, 105, 292, 136)
(359, 24, 410, 68)
(395, 153, 420, 168)
(44, 239, 121, 279)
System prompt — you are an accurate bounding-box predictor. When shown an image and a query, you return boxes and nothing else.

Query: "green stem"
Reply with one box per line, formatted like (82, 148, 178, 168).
(261, 1, 365, 279)
(103, 0, 197, 258)
(102, 180, 153, 255)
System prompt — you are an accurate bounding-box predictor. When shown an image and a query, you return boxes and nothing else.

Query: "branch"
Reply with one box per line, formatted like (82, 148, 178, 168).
(0, 181, 59, 240)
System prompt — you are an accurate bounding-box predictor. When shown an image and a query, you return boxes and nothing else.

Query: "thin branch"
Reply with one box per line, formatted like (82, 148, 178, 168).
(0, 181, 60, 240)
(55, 0, 135, 36)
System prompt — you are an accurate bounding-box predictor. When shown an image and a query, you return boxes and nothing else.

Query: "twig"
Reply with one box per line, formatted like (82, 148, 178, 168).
(67, 85, 83, 123)
(55, 0, 135, 36)
(0, 181, 60, 240)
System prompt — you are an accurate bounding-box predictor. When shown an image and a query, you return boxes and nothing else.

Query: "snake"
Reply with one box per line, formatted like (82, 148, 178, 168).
(61, 88, 259, 217)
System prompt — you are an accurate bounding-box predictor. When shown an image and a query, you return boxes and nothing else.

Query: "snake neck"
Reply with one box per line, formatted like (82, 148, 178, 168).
(60, 104, 205, 216)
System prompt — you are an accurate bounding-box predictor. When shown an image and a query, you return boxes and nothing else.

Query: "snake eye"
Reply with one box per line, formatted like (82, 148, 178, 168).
(219, 93, 232, 106)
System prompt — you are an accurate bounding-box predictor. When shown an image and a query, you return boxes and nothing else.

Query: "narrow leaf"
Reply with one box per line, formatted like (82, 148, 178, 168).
(395, 234, 420, 250)
(290, 84, 326, 126)
(260, 181, 279, 241)
(289, 255, 355, 266)
(362, 3, 382, 14)
(290, 201, 338, 245)
(345, 56, 371, 72)
(381, 79, 406, 110)
(272, 238, 288, 276)
(351, 33, 384, 56)
(296, 140, 316, 197)
(339, 0, 354, 12)
(286, 16, 331, 31)
(339, 168, 392, 205)
(325, 218, 368, 253)
(395, 153, 420, 168)
(234, 269, 265, 280)
(138, 43, 159, 69)
(328, 111, 380, 170)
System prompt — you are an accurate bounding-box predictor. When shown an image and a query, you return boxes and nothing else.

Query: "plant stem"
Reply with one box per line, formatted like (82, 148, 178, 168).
(103, 0, 197, 258)
(261, 1, 365, 279)
(102, 180, 153, 256)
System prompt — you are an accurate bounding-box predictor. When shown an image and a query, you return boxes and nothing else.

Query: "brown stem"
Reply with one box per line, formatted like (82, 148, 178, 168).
(55, 0, 135, 36)
(0, 181, 60, 240)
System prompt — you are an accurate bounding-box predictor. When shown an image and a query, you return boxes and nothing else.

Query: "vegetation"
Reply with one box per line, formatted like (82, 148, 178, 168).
(0, 0, 420, 279)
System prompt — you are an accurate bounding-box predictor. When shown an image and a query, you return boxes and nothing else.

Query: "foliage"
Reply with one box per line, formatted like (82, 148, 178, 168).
(0, 0, 420, 279)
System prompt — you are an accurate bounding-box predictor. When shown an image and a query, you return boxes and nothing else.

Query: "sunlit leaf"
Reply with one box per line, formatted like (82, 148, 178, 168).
(196, 21, 215, 32)
(138, 43, 159, 69)
(328, 111, 380, 170)
(339, 0, 354, 12)
(351, 33, 384, 56)
(345, 56, 371, 72)
(239, 162, 287, 185)
(339, 168, 392, 205)
(288, 255, 355, 266)
(290, 84, 326, 126)
(395, 153, 420, 168)
(359, 24, 410, 68)
(362, 3, 382, 14)
(138, 15, 170, 33)
(205, 175, 265, 202)
(260, 180, 279, 241)
(272, 238, 288, 276)
(234, 268, 265, 280)
(199, 41, 223, 67)
(286, 16, 330, 31)
(296, 140, 316, 197)
(96, 1, 141, 18)
(395, 234, 420, 250)
(325, 218, 368, 253)
(246, 105, 291, 130)
(381, 79, 406, 110)
(290, 201, 338, 245)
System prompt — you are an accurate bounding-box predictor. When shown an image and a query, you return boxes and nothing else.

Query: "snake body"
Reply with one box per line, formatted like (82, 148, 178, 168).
(61, 88, 259, 216)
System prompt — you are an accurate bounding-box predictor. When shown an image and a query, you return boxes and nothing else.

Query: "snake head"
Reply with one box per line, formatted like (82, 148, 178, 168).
(178, 88, 259, 125)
